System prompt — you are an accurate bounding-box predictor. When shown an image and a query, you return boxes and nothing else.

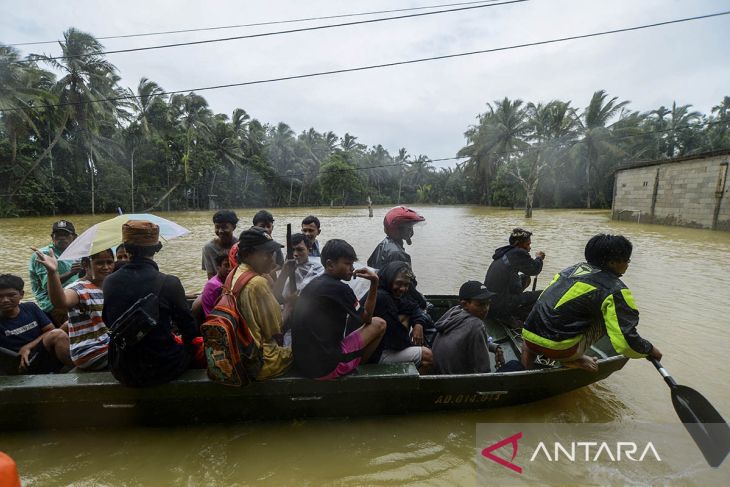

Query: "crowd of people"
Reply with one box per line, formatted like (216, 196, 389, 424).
(0, 206, 662, 386)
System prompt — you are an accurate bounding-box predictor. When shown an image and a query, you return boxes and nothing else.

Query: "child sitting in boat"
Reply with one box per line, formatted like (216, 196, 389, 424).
(0, 274, 73, 374)
(431, 281, 506, 374)
(34, 247, 114, 371)
(200, 253, 232, 317)
(291, 239, 386, 380)
(521, 234, 663, 372)
(362, 261, 433, 374)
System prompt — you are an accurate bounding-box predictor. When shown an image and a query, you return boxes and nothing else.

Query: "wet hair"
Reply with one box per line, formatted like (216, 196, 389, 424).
(252, 210, 274, 226)
(124, 242, 163, 259)
(213, 210, 239, 225)
(302, 215, 320, 229)
(509, 228, 532, 246)
(0, 274, 24, 292)
(584, 234, 633, 269)
(214, 253, 228, 267)
(320, 239, 357, 266)
(291, 233, 312, 249)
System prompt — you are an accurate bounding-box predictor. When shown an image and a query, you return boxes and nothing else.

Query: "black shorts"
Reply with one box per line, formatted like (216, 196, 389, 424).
(25, 341, 64, 374)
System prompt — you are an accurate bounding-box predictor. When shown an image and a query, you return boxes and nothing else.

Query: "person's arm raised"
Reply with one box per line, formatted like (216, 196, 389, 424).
(31, 247, 79, 310)
(353, 268, 379, 325)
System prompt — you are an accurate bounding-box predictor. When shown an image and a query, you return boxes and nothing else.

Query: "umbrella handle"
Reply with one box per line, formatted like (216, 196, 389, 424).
(648, 357, 678, 389)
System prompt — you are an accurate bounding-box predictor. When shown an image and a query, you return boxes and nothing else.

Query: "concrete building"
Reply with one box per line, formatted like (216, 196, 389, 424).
(612, 149, 730, 231)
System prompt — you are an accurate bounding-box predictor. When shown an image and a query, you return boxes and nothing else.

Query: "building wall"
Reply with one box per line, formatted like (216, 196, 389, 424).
(612, 154, 730, 231)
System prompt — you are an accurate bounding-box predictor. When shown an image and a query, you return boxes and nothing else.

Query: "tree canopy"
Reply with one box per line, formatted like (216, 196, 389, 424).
(1, 30, 728, 217)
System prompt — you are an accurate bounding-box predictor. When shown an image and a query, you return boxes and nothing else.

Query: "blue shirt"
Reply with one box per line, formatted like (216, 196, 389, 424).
(0, 302, 52, 352)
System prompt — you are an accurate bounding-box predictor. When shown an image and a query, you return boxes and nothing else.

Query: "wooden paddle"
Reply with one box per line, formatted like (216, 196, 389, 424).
(649, 357, 730, 467)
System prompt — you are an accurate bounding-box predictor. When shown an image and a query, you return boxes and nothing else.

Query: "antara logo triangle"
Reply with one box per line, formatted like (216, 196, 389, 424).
(481, 432, 523, 474)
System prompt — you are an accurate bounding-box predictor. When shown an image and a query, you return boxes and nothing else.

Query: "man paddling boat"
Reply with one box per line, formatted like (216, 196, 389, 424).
(521, 234, 662, 372)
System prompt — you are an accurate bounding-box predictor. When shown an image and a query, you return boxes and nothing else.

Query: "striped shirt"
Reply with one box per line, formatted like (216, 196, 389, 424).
(66, 280, 109, 370)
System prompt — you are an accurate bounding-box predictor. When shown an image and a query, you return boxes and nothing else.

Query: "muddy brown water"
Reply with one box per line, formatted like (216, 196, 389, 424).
(1, 206, 729, 485)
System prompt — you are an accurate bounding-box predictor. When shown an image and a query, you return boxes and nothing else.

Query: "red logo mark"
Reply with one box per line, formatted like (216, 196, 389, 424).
(481, 432, 523, 474)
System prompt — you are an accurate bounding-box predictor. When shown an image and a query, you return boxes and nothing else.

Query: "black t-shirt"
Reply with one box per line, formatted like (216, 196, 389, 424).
(291, 274, 362, 378)
(0, 302, 51, 352)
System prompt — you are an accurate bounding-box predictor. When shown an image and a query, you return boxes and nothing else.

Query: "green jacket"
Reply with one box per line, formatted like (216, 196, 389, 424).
(522, 263, 653, 358)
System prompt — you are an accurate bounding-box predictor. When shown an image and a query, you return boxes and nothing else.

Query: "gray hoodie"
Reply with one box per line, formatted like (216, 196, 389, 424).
(432, 306, 499, 374)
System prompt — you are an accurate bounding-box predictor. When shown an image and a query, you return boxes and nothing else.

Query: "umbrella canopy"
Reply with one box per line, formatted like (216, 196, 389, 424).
(59, 214, 190, 261)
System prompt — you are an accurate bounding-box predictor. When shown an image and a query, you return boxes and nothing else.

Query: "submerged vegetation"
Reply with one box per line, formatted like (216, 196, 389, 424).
(1, 29, 729, 216)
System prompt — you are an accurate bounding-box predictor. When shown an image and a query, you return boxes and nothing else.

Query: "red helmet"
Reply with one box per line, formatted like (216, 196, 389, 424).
(383, 206, 425, 237)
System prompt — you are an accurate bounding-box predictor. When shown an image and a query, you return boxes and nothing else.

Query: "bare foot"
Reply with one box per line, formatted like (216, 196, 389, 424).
(562, 355, 598, 372)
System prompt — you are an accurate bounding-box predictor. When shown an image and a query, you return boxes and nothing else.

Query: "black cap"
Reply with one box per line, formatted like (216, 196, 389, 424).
(459, 281, 496, 301)
(239, 226, 283, 253)
(52, 220, 76, 235)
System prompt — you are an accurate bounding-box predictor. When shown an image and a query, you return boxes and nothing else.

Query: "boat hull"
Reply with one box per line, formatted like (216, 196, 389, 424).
(0, 295, 629, 430)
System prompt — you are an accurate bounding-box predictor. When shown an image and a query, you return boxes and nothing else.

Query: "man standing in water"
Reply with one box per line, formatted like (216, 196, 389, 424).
(28, 220, 82, 325)
(521, 234, 662, 371)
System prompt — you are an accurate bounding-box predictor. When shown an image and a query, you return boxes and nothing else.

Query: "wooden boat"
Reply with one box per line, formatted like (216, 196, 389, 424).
(0, 296, 628, 430)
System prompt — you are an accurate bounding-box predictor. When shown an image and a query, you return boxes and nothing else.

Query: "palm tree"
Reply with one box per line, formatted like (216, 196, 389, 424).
(458, 98, 529, 204)
(659, 102, 701, 157)
(510, 100, 578, 217)
(573, 90, 629, 208)
(169, 92, 213, 181)
(128, 77, 165, 135)
(1, 46, 66, 208)
(31, 29, 121, 214)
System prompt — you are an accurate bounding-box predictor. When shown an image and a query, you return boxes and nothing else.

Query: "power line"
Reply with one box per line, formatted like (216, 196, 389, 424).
(3, 10, 727, 114)
(8, 0, 507, 47)
(27, 0, 527, 62)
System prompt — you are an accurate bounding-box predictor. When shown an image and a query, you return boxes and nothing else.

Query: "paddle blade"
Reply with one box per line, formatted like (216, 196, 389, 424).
(672, 385, 730, 467)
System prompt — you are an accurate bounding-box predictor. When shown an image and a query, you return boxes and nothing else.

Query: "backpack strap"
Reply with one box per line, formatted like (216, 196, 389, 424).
(223, 268, 258, 298)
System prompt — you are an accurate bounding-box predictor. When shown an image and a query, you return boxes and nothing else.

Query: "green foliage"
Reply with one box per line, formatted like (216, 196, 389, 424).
(0, 31, 729, 216)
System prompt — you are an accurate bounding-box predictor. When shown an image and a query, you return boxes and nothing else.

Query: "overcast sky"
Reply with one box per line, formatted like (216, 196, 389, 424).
(2, 0, 729, 167)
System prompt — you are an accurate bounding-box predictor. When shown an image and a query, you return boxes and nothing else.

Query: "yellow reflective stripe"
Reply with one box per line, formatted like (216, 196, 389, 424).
(621, 288, 638, 311)
(521, 328, 583, 350)
(539, 273, 561, 298)
(601, 294, 646, 358)
(554, 282, 597, 310)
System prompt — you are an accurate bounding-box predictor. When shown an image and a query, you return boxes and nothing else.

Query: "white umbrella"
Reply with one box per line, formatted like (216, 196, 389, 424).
(59, 213, 190, 260)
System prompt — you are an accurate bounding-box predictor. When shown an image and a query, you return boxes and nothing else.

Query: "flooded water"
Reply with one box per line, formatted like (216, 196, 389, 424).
(1, 206, 729, 485)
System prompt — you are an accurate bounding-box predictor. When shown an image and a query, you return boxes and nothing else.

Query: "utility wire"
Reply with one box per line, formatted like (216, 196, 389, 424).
(3, 10, 727, 114)
(28, 0, 527, 61)
(8, 0, 506, 46)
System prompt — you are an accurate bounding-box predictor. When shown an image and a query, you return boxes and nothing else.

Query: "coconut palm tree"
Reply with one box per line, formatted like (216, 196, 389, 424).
(128, 77, 166, 136)
(31, 29, 122, 213)
(510, 100, 579, 217)
(458, 98, 529, 204)
(573, 90, 629, 208)
(169, 92, 213, 181)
